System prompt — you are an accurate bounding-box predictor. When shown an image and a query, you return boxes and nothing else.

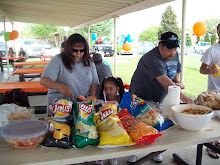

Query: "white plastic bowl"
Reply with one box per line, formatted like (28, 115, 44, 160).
(172, 104, 213, 131)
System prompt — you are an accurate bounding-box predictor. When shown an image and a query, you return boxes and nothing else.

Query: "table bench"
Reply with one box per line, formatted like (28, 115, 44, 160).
(40, 55, 52, 61)
(11, 68, 45, 82)
(13, 61, 49, 68)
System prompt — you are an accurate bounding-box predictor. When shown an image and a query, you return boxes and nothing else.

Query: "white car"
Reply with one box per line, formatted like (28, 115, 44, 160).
(194, 42, 211, 55)
(41, 42, 52, 49)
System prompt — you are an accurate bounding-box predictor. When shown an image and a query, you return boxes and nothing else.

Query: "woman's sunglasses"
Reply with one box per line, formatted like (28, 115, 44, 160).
(72, 49, 84, 53)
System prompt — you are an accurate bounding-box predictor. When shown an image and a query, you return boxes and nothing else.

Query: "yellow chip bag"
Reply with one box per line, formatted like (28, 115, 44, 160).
(94, 104, 135, 148)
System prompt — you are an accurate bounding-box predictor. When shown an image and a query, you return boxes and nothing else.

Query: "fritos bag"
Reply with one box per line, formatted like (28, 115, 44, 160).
(118, 108, 162, 145)
(73, 101, 99, 148)
(94, 104, 135, 148)
(44, 97, 74, 149)
(119, 92, 174, 132)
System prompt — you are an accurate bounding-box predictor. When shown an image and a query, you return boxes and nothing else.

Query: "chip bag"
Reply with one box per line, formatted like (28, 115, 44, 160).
(119, 92, 174, 132)
(94, 104, 135, 148)
(118, 108, 162, 145)
(45, 97, 74, 149)
(73, 101, 99, 148)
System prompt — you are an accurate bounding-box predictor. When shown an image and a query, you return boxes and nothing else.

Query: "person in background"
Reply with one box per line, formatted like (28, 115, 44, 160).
(8, 47, 15, 69)
(61, 36, 67, 52)
(0, 51, 4, 72)
(96, 76, 125, 165)
(17, 48, 26, 62)
(92, 53, 113, 98)
(129, 31, 194, 163)
(40, 33, 99, 115)
(200, 23, 220, 159)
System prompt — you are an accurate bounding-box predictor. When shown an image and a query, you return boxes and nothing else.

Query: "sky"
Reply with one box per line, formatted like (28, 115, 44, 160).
(118, 0, 219, 40)
(1, 0, 219, 41)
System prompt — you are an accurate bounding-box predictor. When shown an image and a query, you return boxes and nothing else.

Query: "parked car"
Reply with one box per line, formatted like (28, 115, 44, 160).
(120, 48, 133, 55)
(93, 43, 114, 57)
(17, 39, 45, 58)
(193, 42, 211, 55)
(40, 42, 52, 49)
(138, 42, 155, 55)
(0, 42, 6, 56)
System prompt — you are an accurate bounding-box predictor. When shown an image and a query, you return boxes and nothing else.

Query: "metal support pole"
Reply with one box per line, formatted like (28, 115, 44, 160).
(113, 16, 117, 77)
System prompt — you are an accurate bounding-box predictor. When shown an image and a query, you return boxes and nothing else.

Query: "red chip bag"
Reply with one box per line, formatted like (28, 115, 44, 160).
(118, 108, 162, 145)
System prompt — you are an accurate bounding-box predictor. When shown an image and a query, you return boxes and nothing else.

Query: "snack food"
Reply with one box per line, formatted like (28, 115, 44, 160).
(45, 97, 74, 149)
(73, 101, 99, 148)
(194, 91, 220, 110)
(94, 104, 135, 148)
(118, 108, 162, 145)
(86, 96, 97, 103)
(181, 108, 211, 115)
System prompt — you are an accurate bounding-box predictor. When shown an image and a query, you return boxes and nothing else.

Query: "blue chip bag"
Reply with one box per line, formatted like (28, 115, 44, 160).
(119, 92, 174, 132)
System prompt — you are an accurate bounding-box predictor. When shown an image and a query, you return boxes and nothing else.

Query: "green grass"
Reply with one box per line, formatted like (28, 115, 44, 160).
(105, 55, 208, 99)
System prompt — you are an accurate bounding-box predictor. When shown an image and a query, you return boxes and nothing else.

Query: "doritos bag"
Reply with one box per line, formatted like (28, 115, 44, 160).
(119, 92, 174, 132)
(94, 104, 135, 148)
(73, 101, 99, 148)
(118, 108, 162, 145)
(44, 97, 74, 149)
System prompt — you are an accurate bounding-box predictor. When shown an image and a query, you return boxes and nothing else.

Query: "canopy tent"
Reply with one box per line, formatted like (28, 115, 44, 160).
(0, 0, 188, 83)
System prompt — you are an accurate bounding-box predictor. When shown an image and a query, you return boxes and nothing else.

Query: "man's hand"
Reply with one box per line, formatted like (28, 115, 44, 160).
(180, 93, 194, 104)
(209, 65, 219, 74)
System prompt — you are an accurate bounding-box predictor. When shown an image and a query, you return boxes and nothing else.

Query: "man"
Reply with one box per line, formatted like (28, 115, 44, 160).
(129, 31, 193, 163)
(130, 31, 193, 104)
(92, 53, 112, 98)
(61, 36, 67, 52)
(200, 23, 220, 159)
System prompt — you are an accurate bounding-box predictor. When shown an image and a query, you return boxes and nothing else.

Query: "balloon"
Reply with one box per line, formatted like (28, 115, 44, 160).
(91, 33, 97, 41)
(90, 40, 95, 46)
(126, 34, 132, 42)
(96, 38, 103, 44)
(9, 30, 19, 40)
(193, 22, 207, 37)
(117, 44, 121, 52)
(4, 32, 10, 41)
(122, 44, 131, 51)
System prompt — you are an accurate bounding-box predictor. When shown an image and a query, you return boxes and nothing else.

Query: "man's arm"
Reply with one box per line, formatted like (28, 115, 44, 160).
(200, 63, 218, 75)
(156, 75, 194, 104)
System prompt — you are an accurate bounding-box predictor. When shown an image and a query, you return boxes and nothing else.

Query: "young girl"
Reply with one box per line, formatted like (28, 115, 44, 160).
(99, 77, 125, 103)
(96, 77, 125, 165)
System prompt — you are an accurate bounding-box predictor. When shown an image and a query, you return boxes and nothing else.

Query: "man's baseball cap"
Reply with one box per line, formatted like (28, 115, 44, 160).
(92, 53, 102, 62)
(160, 32, 179, 49)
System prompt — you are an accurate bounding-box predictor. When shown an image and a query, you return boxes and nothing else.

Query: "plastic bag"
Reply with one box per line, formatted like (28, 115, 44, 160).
(73, 101, 99, 148)
(119, 92, 174, 132)
(118, 108, 162, 145)
(94, 104, 135, 148)
(45, 97, 74, 149)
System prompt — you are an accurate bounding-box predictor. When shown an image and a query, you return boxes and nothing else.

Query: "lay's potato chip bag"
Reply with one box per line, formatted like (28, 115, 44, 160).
(73, 101, 99, 148)
(94, 104, 135, 148)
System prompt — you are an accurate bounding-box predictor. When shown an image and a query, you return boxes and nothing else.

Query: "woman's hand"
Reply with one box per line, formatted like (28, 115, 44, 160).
(59, 84, 74, 98)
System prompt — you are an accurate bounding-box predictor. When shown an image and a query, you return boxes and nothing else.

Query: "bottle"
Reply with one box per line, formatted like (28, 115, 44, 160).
(213, 64, 220, 77)
(161, 86, 180, 121)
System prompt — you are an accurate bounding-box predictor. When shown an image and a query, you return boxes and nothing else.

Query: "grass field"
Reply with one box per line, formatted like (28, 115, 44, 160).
(104, 55, 208, 99)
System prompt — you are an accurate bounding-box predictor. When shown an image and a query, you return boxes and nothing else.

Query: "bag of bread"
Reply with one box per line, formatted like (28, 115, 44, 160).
(119, 92, 174, 132)
(73, 101, 99, 148)
(94, 104, 135, 148)
(118, 108, 162, 145)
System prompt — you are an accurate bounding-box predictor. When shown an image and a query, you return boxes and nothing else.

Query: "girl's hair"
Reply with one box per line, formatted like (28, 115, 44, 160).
(3, 88, 30, 108)
(60, 33, 92, 71)
(99, 77, 125, 101)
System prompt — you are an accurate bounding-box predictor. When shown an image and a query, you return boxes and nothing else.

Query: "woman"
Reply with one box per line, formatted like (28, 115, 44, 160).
(40, 33, 99, 115)
(8, 48, 15, 68)
(17, 48, 26, 62)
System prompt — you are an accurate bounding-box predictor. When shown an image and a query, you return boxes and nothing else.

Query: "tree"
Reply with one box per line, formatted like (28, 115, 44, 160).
(197, 36, 200, 44)
(185, 35, 192, 46)
(158, 5, 179, 39)
(211, 34, 217, 45)
(204, 17, 220, 34)
(78, 19, 113, 39)
(139, 26, 159, 42)
(0, 30, 4, 36)
(204, 32, 210, 43)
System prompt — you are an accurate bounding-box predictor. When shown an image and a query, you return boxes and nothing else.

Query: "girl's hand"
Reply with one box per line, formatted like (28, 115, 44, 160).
(59, 85, 74, 98)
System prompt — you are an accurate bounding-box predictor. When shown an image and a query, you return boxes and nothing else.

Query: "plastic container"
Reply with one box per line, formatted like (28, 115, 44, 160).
(213, 64, 220, 77)
(0, 120, 49, 149)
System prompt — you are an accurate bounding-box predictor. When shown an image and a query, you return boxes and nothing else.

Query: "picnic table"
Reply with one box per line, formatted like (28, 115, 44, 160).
(13, 61, 49, 68)
(11, 68, 45, 82)
(0, 116, 219, 165)
(40, 55, 52, 61)
(2, 57, 25, 60)
(0, 81, 48, 93)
